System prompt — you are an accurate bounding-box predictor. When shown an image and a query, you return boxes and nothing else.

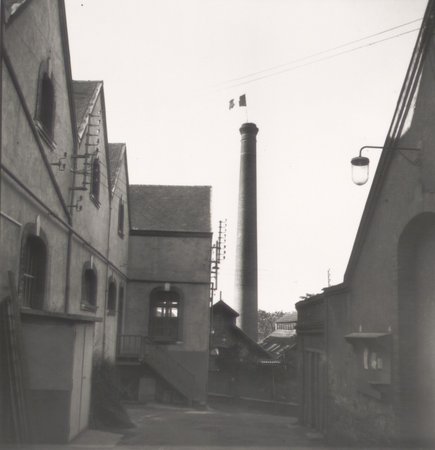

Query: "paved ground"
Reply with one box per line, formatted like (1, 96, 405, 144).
(119, 402, 325, 448)
(0, 402, 424, 450)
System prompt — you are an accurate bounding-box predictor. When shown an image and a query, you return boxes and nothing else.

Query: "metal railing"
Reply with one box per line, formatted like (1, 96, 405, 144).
(117, 334, 143, 358)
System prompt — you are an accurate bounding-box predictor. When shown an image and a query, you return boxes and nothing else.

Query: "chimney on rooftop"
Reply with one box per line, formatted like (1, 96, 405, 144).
(234, 122, 259, 341)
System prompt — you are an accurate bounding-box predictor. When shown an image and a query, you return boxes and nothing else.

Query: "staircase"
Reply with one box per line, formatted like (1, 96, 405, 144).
(117, 335, 197, 405)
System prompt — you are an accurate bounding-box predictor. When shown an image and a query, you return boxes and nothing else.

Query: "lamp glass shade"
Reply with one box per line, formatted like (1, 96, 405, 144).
(351, 156, 369, 185)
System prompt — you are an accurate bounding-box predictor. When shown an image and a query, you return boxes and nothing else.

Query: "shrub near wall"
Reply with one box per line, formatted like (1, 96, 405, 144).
(90, 361, 134, 430)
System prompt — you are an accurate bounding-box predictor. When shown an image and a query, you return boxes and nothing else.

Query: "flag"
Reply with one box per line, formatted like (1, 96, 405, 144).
(239, 94, 247, 107)
(229, 99, 235, 110)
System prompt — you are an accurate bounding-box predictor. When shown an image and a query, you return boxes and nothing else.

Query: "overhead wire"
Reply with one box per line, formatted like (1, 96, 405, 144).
(213, 18, 422, 89)
(220, 27, 421, 90)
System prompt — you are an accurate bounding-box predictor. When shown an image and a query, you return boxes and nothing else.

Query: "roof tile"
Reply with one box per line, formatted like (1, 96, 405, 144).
(129, 185, 211, 232)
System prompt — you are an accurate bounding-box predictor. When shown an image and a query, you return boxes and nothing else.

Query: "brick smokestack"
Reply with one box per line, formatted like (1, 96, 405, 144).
(234, 122, 258, 341)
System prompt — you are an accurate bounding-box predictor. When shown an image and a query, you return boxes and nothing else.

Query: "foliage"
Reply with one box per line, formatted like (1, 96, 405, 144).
(257, 310, 285, 341)
(90, 360, 134, 430)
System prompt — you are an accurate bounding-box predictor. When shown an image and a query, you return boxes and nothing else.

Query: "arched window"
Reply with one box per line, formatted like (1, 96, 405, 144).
(90, 158, 100, 204)
(107, 279, 117, 314)
(82, 265, 97, 310)
(149, 289, 181, 342)
(20, 234, 47, 309)
(36, 60, 55, 140)
(118, 198, 125, 237)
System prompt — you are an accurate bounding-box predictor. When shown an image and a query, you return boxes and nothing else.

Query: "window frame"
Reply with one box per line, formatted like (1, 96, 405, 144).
(90, 157, 101, 207)
(149, 289, 182, 343)
(107, 278, 117, 315)
(81, 263, 98, 312)
(118, 198, 125, 237)
(19, 227, 48, 310)
(117, 284, 125, 335)
(35, 59, 56, 148)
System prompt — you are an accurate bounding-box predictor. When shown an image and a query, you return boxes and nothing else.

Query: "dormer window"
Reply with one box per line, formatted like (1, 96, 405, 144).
(35, 60, 55, 143)
(90, 158, 100, 205)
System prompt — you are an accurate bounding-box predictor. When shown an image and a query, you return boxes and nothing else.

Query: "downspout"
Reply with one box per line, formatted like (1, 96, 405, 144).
(324, 293, 329, 438)
(0, 1, 4, 230)
(101, 194, 112, 360)
(64, 229, 72, 313)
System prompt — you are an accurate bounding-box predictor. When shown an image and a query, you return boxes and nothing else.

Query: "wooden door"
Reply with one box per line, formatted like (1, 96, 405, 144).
(69, 324, 94, 441)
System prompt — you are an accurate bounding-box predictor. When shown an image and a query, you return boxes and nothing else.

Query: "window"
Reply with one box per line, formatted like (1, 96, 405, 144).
(149, 290, 181, 342)
(82, 265, 97, 310)
(90, 158, 100, 204)
(20, 234, 47, 309)
(35, 60, 55, 141)
(118, 198, 125, 237)
(107, 279, 117, 314)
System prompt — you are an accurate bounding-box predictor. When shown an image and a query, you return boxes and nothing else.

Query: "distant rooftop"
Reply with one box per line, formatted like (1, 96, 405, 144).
(212, 300, 239, 317)
(276, 312, 297, 323)
(129, 185, 211, 232)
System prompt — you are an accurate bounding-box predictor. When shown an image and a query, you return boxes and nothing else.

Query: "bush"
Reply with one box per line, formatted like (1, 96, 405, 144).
(90, 361, 134, 430)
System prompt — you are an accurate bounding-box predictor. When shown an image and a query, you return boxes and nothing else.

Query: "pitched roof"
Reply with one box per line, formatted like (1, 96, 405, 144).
(108, 143, 125, 194)
(129, 185, 211, 232)
(230, 325, 272, 359)
(260, 332, 296, 360)
(276, 312, 297, 323)
(72, 80, 101, 138)
(212, 300, 239, 317)
(343, 3, 433, 282)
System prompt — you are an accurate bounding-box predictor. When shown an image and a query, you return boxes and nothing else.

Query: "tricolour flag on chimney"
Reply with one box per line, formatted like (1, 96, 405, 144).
(229, 95, 247, 110)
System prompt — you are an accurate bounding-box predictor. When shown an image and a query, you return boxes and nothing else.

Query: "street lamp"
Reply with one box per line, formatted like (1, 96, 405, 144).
(351, 145, 420, 186)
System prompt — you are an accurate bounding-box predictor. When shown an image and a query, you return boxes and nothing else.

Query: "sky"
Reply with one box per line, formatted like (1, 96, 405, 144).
(65, 0, 428, 312)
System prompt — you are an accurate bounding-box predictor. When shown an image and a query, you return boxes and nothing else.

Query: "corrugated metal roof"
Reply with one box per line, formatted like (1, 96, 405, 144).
(129, 185, 211, 232)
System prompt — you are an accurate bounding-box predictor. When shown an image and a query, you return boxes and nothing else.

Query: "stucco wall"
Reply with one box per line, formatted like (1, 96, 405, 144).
(323, 33, 435, 445)
(126, 232, 211, 403)
(126, 281, 210, 352)
(129, 235, 210, 282)
(4, 0, 76, 203)
(72, 94, 111, 256)
(1, 1, 129, 442)
(1, 153, 69, 313)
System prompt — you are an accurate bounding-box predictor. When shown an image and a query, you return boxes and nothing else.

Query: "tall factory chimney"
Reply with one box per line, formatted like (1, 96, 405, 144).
(234, 122, 259, 341)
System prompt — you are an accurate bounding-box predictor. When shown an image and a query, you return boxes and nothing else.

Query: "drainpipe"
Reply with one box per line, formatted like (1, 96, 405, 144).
(64, 230, 72, 313)
(324, 293, 329, 437)
(101, 194, 112, 361)
(0, 1, 4, 228)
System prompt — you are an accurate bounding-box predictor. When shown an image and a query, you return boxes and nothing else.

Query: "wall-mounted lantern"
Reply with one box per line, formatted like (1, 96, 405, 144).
(351, 145, 420, 185)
